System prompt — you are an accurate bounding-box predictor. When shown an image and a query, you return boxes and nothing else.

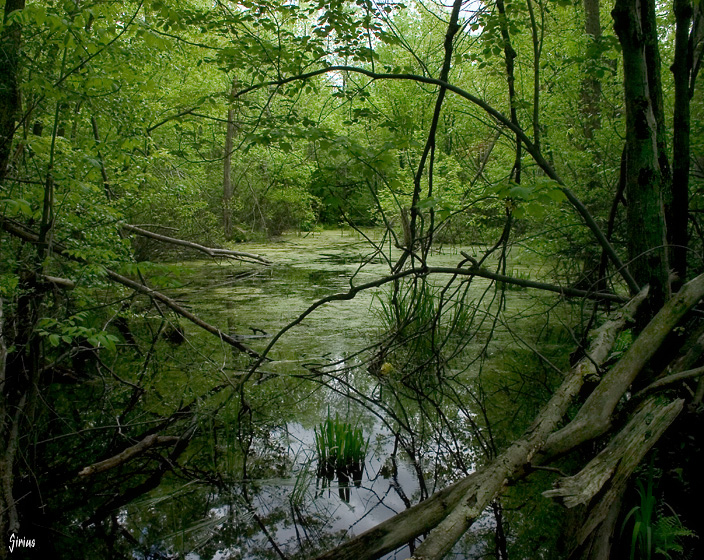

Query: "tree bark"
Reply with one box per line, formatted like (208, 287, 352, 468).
(78, 434, 180, 477)
(546, 398, 683, 557)
(496, 0, 523, 183)
(669, 0, 694, 283)
(91, 115, 114, 200)
(543, 398, 683, 510)
(223, 80, 238, 240)
(568, 486, 626, 560)
(541, 273, 704, 458)
(612, 0, 671, 315)
(582, 0, 602, 138)
(121, 223, 271, 264)
(690, 3, 703, 96)
(0, 0, 26, 182)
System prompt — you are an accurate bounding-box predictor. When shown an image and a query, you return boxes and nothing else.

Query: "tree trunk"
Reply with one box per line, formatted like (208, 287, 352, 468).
(612, 0, 671, 316)
(669, 0, 693, 284)
(0, 0, 26, 182)
(223, 80, 239, 240)
(582, 0, 602, 138)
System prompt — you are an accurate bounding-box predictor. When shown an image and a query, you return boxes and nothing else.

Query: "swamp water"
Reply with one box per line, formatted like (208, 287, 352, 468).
(122, 229, 569, 560)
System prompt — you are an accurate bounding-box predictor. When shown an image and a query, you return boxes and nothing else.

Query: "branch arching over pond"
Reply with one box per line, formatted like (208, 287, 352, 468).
(239, 264, 627, 387)
(236, 66, 639, 294)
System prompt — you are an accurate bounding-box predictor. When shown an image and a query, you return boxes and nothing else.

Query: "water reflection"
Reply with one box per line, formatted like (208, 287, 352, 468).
(121, 230, 551, 559)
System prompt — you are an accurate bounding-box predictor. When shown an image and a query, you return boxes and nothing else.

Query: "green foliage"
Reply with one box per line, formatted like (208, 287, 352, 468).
(376, 278, 438, 337)
(314, 412, 367, 476)
(621, 464, 696, 560)
(36, 315, 120, 353)
(373, 277, 478, 390)
(653, 516, 696, 559)
(1, 0, 703, 555)
(492, 177, 566, 219)
(623, 477, 658, 560)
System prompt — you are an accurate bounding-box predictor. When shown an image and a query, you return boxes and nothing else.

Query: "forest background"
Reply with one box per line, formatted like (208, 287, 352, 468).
(1, 0, 704, 558)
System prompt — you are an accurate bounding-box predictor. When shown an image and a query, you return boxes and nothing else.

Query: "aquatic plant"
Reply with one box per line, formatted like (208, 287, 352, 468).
(375, 278, 437, 335)
(372, 277, 476, 385)
(314, 413, 367, 478)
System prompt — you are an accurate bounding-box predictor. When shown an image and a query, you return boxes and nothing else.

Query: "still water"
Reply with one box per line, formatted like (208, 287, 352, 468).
(124, 229, 559, 560)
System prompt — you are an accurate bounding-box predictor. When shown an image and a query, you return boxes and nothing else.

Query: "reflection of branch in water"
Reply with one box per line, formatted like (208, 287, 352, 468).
(186, 268, 269, 294)
(389, 442, 411, 509)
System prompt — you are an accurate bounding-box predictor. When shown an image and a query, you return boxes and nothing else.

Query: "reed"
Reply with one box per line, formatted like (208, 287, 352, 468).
(314, 413, 367, 478)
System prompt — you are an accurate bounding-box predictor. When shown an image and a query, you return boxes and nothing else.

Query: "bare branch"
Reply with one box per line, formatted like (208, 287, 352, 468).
(235, 65, 639, 294)
(105, 269, 263, 359)
(146, 107, 198, 134)
(121, 223, 271, 265)
(425, 266, 627, 303)
(0, 217, 262, 359)
(40, 275, 75, 289)
(633, 365, 704, 399)
(78, 434, 180, 477)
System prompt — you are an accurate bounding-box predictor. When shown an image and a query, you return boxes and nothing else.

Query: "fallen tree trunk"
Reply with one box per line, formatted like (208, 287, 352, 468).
(410, 275, 704, 560)
(543, 397, 683, 509)
(121, 223, 271, 265)
(316, 273, 704, 560)
(541, 272, 704, 458)
(544, 396, 683, 553)
(314, 288, 647, 560)
(105, 269, 263, 359)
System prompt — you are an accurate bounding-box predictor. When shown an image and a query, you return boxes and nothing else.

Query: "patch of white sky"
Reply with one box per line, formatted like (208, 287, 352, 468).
(224, 0, 486, 87)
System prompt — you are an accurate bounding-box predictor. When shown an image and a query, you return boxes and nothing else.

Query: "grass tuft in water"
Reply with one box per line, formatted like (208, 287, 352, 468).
(314, 412, 367, 483)
(372, 277, 476, 388)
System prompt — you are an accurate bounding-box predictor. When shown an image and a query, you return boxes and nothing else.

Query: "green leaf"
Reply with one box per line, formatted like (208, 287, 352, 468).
(545, 188, 566, 202)
(508, 185, 533, 200)
(416, 197, 439, 210)
(525, 201, 546, 218)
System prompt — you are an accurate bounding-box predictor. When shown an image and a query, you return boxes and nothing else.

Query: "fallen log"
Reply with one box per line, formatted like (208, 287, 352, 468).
(105, 269, 263, 359)
(428, 265, 627, 304)
(313, 288, 647, 560)
(410, 275, 704, 560)
(543, 397, 683, 509)
(121, 223, 271, 265)
(541, 272, 704, 459)
(550, 397, 683, 557)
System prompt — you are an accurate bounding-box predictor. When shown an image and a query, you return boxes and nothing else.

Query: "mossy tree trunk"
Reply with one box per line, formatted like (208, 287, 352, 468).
(582, 0, 602, 139)
(612, 0, 671, 316)
(669, 0, 694, 285)
(0, 0, 25, 182)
